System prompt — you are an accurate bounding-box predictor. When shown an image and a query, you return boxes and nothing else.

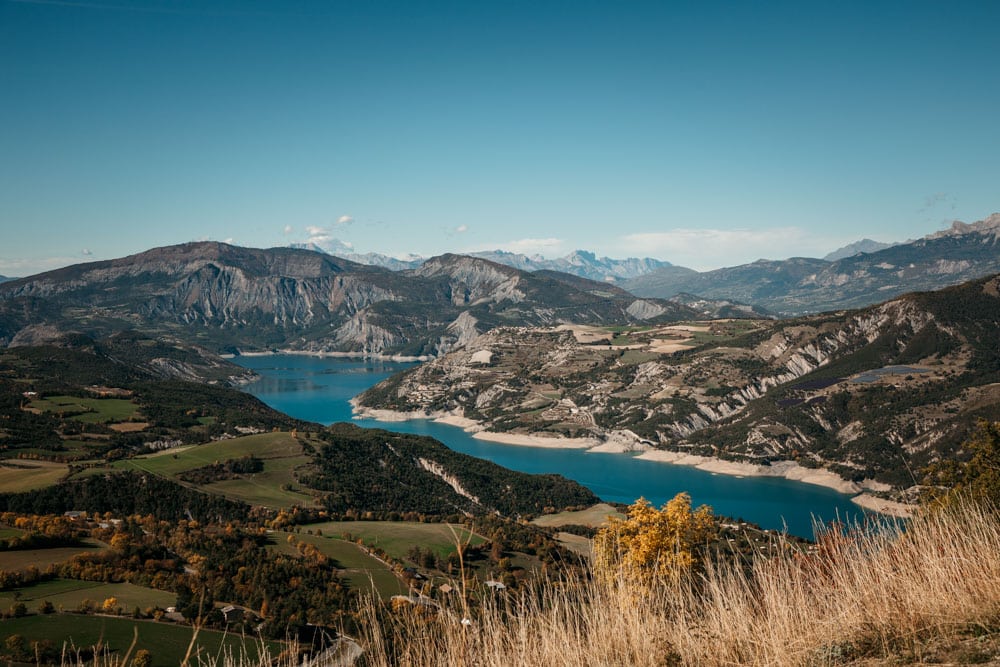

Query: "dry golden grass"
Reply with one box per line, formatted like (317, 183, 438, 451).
(356, 499, 1000, 666)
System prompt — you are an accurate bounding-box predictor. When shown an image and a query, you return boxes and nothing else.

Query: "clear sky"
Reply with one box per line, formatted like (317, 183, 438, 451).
(2, 0, 998, 275)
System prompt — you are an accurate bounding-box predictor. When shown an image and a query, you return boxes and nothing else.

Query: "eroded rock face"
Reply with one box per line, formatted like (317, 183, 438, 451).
(626, 299, 668, 320)
(357, 274, 1000, 494)
(0, 243, 699, 356)
(413, 254, 525, 306)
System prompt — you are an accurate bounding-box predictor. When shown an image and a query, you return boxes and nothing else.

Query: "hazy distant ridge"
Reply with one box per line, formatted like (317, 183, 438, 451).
(823, 238, 896, 261)
(298, 243, 674, 284)
(625, 213, 1000, 314)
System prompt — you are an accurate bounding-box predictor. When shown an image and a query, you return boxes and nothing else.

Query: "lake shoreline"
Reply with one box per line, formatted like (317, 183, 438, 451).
(222, 349, 431, 363)
(352, 404, 914, 518)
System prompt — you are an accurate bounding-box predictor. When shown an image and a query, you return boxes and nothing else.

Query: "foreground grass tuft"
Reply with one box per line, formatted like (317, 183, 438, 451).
(355, 498, 1000, 666)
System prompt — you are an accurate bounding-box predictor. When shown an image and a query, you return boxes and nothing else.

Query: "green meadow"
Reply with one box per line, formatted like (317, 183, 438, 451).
(530, 503, 623, 528)
(0, 539, 106, 572)
(307, 521, 485, 560)
(0, 614, 280, 667)
(0, 579, 176, 613)
(109, 432, 316, 508)
(269, 532, 404, 598)
(29, 395, 140, 424)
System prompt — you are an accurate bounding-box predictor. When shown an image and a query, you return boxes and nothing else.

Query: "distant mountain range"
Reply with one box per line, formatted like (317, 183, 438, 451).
(625, 213, 1000, 315)
(822, 238, 896, 262)
(294, 243, 674, 284)
(0, 276, 11, 284)
(294, 214, 1000, 316)
(0, 243, 699, 357)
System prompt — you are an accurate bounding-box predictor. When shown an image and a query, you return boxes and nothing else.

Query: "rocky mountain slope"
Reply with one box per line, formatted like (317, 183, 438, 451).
(823, 238, 896, 261)
(625, 213, 1000, 315)
(0, 242, 699, 357)
(356, 274, 1000, 500)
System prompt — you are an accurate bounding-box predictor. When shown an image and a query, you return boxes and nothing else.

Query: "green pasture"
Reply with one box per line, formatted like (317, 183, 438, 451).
(0, 539, 106, 572)
(118, 432, 304, 476)
(0, 526, 26, 539)
(686, 320, 763, 345)
(0, 579, 176, 613)
(307, 521, 485, 561)
(269, 532, 404, 598)
(531, 503, 623, 528)
(111, 432, 316, 508)
(29, 395, 139, 424)
(0, 614, 280, 667)
(202, 474, 316, 509)
(618, 350, 662, 365)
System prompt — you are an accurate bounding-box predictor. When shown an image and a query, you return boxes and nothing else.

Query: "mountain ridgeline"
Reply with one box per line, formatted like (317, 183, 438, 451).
(356, 274, 1000, 500)
(299, 243, 677, 285)
(625, 213, 1000, 315)
(0, 243, 698, 357)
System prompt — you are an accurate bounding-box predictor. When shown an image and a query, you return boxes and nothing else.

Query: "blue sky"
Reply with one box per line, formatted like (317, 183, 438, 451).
(2, 0, 998, 275)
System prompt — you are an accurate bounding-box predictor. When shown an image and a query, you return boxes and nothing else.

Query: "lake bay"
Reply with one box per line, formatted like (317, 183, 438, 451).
(236, 354, 869, 537)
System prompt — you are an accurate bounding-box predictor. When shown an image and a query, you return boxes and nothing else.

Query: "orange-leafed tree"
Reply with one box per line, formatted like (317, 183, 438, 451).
(593, 493, 715, 584)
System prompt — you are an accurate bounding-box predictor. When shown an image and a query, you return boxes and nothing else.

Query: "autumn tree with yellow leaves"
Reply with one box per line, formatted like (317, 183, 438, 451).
(593, 492, 715, 584)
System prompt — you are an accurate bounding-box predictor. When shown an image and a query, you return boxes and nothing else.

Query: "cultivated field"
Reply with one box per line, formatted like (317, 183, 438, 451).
(269, 532, 404, 598)
(110, 432, 317, 508)
(0, 526, 26, 539)
(0, 459, 67, 492)
(307, 521, 485, 560)
(0, 614, 280, 667)
(531, 503, 623, 528)
(28, 395, 140, 424)
(0, 579, 176, 612)
(0, 539, 106, 571)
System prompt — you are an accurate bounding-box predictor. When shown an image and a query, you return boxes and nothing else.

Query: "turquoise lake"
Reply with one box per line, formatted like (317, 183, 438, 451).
(236, 354, 869, 538)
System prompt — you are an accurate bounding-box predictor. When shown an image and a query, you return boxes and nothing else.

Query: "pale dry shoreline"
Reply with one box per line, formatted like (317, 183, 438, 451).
(222, 349, 431, 362)
(351, 405, 915, 518)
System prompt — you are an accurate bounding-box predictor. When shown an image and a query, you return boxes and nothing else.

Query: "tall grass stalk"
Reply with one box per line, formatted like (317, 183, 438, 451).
(357, 499, 1000, 666)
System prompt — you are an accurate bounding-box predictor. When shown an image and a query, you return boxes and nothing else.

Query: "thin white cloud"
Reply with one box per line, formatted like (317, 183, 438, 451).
(336, 215, 353, 225)
(283, 225, 293, 235)
(81, 248, 93, 256)
(223, 237, 235, 244)
(298, 225, 354, 254)
(616, 227, 837, 271)
(303, 225, 336, 246)
(454, 224, 468, 234)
